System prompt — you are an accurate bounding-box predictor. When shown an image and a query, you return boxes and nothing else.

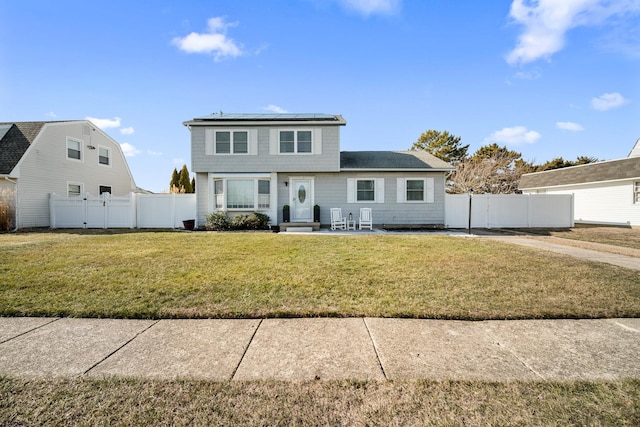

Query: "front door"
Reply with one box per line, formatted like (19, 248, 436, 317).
(291, 178, 312, 222)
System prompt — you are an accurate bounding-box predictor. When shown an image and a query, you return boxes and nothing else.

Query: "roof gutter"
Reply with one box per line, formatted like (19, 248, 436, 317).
(340, 168, 455, 172)
(3, 176, 18, 232)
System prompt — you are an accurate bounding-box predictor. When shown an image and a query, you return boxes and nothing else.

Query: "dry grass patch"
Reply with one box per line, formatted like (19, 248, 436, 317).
(1, 377, 638, 426)
(1, 231, 639, 319)
(525, 225, 640, 251)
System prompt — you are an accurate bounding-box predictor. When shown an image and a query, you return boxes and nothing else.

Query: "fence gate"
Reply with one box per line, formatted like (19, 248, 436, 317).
(50, 193, 135, 229)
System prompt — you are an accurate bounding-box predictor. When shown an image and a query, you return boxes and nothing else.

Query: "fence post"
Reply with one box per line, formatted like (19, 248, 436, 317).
(49, 193, 57, 229)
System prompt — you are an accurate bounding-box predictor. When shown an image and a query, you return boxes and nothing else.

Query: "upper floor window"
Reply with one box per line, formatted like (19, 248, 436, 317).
(205, 129, 256, 155)
(279, 130, 312, 154)
(215, 131, 248, 154)
(98, 147, 110, 166)
(67, 138, 82, 161)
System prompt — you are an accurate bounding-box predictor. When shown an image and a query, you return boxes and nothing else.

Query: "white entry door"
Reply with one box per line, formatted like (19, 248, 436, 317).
(291, 178, 312, 222)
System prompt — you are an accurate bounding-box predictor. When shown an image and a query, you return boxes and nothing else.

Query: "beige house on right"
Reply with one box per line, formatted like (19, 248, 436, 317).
(519, 139, 640, 227)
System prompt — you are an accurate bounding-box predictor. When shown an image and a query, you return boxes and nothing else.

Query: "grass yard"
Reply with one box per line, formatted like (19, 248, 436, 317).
(525, 224, 640, 250)
(1, 377, 638, 426)
(0, 230, 638, 319)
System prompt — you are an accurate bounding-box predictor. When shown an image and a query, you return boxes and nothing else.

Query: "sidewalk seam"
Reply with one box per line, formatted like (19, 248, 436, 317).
(485, 329, 546, 381)
(230, 318, 263, 380)
(0, 317, 60, 344)
(363, 318, 388, 380)
(82, 319, 160, 376)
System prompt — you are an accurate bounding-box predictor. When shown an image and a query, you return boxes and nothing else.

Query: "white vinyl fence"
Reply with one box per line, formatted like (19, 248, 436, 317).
(50, 192, 196, 229)
(445, 194, 574, 229)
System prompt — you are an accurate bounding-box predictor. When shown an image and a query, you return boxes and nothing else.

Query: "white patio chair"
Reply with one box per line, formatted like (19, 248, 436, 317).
(359, 207, 373, 230)
(330, 208, 346, 230)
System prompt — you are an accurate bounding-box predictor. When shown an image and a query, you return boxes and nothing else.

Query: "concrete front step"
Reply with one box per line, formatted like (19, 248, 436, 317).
(279, 222, 320, 232)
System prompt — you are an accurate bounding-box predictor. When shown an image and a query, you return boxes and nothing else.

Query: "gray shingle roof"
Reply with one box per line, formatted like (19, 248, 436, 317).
(519, 156, 640, 189)
(340, 150, 454, 171)
(0, 122, 46, 174)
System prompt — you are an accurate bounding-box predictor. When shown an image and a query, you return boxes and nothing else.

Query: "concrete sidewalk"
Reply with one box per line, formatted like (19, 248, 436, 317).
(1, 317, 638, 381)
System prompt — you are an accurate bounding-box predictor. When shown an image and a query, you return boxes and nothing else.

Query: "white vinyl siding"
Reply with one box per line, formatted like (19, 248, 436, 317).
(397, 177, 434, 203)
(347, 178, 384, 203)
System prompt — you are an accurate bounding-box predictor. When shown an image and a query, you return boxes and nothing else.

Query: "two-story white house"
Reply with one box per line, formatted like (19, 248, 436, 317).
(0, 121, 137, 228)
(184, 113, 454, 229)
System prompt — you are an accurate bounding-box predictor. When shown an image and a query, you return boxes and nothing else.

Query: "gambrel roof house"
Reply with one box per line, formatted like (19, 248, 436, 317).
(519, 139, 640, 227)
(184, 113, 454, 230)
(0, 121, 137, 228)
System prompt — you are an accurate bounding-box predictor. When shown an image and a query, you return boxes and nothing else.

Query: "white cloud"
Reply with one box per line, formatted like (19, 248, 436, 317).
(556, 121, 584, 131)
(337, 0, 401, 16)
(120, 142, 141, 157)
(147, 150, 163, 156)
(120, 126, 135, 135)
(264, 105, 288, 114)
(506, 0, 640, 65)
(591, 92, 629, 110)
(173, 158, 185, 166)
(86, 116, 121, 129)
(46, 112, 57, 118)
(486, 126, 541, 145)
(172, 17, 243, 61)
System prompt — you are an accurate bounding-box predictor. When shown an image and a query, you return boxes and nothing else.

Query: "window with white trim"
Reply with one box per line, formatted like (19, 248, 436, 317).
(635, 181, 640, 204)
(213, 178, 271, 210)
(99, 186, 112, 195)
(215, 131, 248, 154)
(98, 147, 110, 166)
(397, 177, 434, 203)
(347, 178, 385, 203)
(67, 138, 82, 161)
(279, 130, 312, 154)
(68, 182, 83, 197)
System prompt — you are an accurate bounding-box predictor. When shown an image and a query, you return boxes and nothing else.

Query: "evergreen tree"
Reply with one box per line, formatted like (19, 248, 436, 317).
(178, 164, 193, 194)
(170, 168, 180, 192)
(410, 130, 469, 164)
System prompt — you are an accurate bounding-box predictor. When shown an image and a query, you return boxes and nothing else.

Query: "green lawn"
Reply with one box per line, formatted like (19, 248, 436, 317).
(1, 231, 638, 319)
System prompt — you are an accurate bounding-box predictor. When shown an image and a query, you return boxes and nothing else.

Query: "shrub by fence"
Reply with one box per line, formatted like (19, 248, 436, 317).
(0, 187, 16, 231)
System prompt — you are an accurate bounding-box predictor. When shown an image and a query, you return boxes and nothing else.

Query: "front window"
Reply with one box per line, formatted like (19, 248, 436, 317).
(214, 178, 270, 210)
(67, 138, 82, 160)
(357, 180, 375, 201)
(279, 130, 312, 154)
(98, 147, 110, 165)
(406, 179, 425, 201)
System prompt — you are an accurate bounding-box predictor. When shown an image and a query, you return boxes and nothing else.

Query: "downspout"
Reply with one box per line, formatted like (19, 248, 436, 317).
(3, 176, 18, 232)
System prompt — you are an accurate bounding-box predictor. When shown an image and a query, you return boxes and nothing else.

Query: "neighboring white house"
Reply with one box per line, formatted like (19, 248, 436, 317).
(183, 113, 455, 229)
(0, 121, 137, 228)
(519, 139, 640, 227)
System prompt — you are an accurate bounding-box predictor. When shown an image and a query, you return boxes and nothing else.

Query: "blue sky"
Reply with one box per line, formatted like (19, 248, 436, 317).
(1, 0, 639, 192)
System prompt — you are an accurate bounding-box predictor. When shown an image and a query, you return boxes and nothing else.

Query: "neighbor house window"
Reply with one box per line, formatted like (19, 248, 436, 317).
(99, 186, 112, 195)
(68, 183, 83, 197)
(406, 179, 425, 201)
(215, 131, 248, 154)
(279, 130, 312, 154)
(67, 138, 82, 160)
(213, 178, 270, 210)
(98, 147, 110, 166)
(635, 181, 640, 204)
(357, 180, 375, 201)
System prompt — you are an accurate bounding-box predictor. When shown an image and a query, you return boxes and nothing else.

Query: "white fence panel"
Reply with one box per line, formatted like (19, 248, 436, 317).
(136, 193, 196, 228)
(50, 192, 196, 229)
(445, 194, 573, 229)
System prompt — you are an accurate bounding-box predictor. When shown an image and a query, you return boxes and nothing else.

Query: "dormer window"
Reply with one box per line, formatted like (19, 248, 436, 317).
(279, 130, 312, 154)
